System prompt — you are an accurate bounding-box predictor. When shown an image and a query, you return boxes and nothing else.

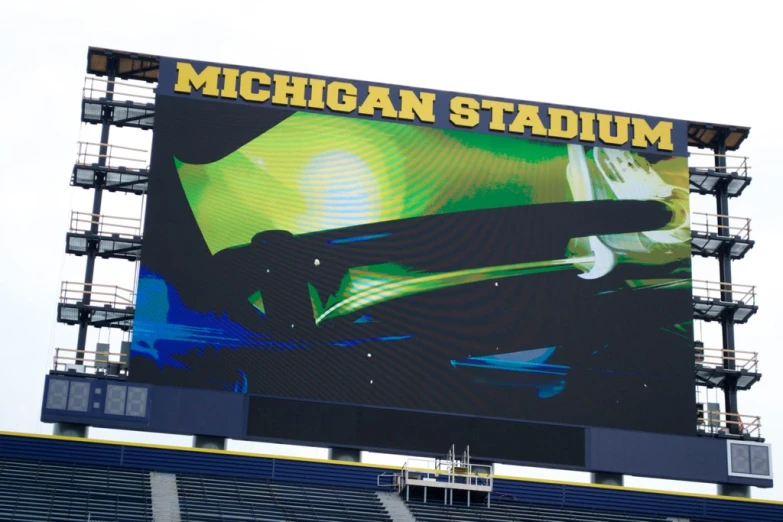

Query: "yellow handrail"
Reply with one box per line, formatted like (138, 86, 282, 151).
(697, 409, 761, 437)
(689, 152, 750, 175)
(691, 212, 751, 240)
(692, 280, 756, 305)
(695, 347, 759, 372)
(75, 141, 149, 168)
(69, 211, 141, 237)
(59, 281, 135, 307)
(83, 76, 155, 101)
(53, 347, 129, 373)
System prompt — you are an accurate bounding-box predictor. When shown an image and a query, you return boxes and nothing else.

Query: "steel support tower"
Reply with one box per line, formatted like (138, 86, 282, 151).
(53, 49, 158, 436)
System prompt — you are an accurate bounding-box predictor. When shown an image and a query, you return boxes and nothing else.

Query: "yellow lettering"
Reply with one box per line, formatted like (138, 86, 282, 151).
(449, 96, 480, 128)
(308, 78, 326, 110)
(597, 114, 630, 146)
(547, 108, 578, 139)
(220, 68, 239, 99)
(174, 63, 220, 97)
(509, 104, 547, 136)
(631, 118, 674, 152)
(399, 90, 436, 123)
(271, 74, 308, 108)
(239, 71, 271, 103)
(481, 100, 514, 131)
(579, 112, 596, 142)
(358, 86, 398, 118)
(326, 81, 357, 113)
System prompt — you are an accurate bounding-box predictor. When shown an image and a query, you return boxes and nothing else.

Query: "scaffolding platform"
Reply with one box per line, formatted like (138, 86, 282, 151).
(692, 280, 758, 324)
(691, 212, 754, 260)
(57, 282, 134, 330)
(71, 141, 149, 194)
(81, 77, 155, 129)
(695, 347, 761, 391)
(378, 446, 493, 507)
(689, 153, 752, 197)
(72, 163, 149, 194)
(65, 211, 142, 261)
(82, 98, 154, 129)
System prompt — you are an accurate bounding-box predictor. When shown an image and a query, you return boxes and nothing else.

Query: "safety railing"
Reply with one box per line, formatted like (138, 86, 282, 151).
(689, 152, 750, 177)
(377, 471, 401, 492)
(69, 211, 141, 238)
(60, 281, 135, 308)
(76, 141, 148, 169)
(695, 347, 759, 373)
(52, 347, 129, 375)
(691, 212, 751, 240)
(697, 410, 761, 438)
(692, 280, 756, 306)
(83, 76, 155, 104)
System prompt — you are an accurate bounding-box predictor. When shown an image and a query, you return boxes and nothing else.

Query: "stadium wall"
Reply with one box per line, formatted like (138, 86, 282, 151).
(40, 375, 771, 487)
(1, 431, 781, 522)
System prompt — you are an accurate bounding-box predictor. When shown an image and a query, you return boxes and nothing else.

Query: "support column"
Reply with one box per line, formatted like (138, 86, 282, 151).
(192, 435, 226, 450)
(591, 472, 624, 487)
(718, 483, 750, 498)
(53, 422, 89, 438)
(76, 61, 116, 363)
(714, 142, 740, 434)
(328, 447, 361, 463)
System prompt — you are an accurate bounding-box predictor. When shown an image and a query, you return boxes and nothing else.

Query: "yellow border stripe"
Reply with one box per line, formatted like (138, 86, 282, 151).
(1, 431, 779, 505)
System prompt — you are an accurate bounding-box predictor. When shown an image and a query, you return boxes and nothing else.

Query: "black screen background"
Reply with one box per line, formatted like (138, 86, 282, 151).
(132, 95, 695, 463)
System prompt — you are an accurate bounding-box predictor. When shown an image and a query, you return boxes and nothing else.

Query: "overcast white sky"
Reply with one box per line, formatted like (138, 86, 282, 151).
(1, 0, 781, 502)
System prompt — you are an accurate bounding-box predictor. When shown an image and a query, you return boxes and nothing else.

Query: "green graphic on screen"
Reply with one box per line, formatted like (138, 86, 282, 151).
(175, 111, 689, 317)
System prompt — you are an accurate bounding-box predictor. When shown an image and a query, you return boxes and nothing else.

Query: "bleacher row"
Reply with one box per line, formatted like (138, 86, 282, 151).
(0, 458, 152, 522)
(406, 498, 672, 522)
(0, 457, 732, 522)
(177, 473, 391, 522)
(0, 458, 392, 522)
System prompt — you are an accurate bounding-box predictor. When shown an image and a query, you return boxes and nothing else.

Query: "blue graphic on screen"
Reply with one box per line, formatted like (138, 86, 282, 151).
(133, 266, 419, 392)
(133, 264, 654, 399)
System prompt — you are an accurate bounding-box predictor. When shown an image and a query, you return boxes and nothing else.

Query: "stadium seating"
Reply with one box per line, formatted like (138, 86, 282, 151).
(0, 456, 709, 522)
(177, 472, 393, 522)
(406, 498, 674, 522)
(1, 433, 782, 522)
(0, 457, 152, 522)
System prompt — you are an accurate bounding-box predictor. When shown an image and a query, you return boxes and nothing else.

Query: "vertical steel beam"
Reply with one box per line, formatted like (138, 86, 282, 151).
(714, 139, 739, 434)
(76, 60, 116, 362)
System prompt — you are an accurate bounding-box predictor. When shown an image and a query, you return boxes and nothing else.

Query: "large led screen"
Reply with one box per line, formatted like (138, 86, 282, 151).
(131, 69, 694, 455)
